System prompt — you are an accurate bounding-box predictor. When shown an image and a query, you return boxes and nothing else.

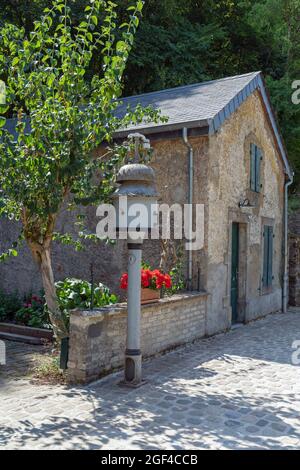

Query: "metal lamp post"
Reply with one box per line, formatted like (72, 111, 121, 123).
(113, 134, 159, 386)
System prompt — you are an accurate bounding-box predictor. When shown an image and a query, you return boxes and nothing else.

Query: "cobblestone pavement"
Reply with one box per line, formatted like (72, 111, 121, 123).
(0, 340, 51, 383)
(1, 309, 300, 450)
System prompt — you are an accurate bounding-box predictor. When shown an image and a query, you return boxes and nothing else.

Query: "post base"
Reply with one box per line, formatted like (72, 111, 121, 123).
(123, 351, 142, 385)
(118, 379, 147, 389)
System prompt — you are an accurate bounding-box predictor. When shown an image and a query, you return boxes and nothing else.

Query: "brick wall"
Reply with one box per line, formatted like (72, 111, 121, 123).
(67, 292, 207, 383)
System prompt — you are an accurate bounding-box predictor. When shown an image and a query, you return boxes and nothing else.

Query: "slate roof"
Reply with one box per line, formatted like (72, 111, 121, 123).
(116, 71, 292, 178)
(117, 71, 260, 133)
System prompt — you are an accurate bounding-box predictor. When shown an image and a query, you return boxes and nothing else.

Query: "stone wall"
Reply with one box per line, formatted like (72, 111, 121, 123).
(206, 90, 285, 335)
(67, 292, 207, 383)
(289, 234, 300, 306)
(0, 135, 208, 297)
(289, 206, 300, 236)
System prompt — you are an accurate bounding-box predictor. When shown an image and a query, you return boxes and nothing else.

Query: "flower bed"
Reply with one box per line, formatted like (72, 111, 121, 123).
(120, 268, 172, 290)
(0, 278, 118, 332)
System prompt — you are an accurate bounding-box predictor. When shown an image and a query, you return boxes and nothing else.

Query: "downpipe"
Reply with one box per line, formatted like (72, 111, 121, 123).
(283, 173, 294, 313)
(182, 127, 193, 291)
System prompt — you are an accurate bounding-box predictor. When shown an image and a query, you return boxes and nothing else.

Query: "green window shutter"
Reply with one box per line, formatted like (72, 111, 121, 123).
(250, 144, 262, 192)
(255, 146, 261, 192)
(267, 226, 273, 286)
(263, 225, 269, 287)
(250, 143, 256, 191)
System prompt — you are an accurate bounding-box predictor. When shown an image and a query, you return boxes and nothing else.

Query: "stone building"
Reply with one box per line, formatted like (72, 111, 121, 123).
(0, 71, 293, 336)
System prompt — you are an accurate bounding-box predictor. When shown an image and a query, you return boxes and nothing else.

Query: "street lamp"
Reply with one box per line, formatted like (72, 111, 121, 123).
(113, 134, 159, 386)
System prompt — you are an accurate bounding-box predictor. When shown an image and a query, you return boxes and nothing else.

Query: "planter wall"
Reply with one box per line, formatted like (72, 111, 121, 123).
(67, 291, 207, 384)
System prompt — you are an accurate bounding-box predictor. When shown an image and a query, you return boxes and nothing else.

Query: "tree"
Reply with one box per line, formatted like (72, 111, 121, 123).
(1, 2, 300, 188)
(123, 0, 300, 186)
(246, 0, 300, 187)
(0, 0, 159, 341)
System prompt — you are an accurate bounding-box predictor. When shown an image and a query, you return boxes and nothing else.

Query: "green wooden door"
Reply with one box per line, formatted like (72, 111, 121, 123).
(231, 223, 239, 324)
(263, 225, 273, 288)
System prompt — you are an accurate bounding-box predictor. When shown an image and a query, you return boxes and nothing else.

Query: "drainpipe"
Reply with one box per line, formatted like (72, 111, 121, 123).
(182, 127, 193, 290)
(283, 173, 294, 313)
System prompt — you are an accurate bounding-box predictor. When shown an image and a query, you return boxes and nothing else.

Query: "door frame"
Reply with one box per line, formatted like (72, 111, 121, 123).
(228, 210, 249, 325)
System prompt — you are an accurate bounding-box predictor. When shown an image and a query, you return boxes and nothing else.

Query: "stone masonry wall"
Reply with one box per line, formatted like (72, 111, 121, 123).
(289, 206, 300, 236)
(206, 90, 285, 335)
(67, 292, 207, 383)
(0, 135, 208, 297)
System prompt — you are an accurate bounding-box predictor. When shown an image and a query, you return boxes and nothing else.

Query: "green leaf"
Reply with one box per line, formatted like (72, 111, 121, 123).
(8, 249, 18, 257)
(47, 73, 56, 87)
(91, 16, 98, 26)
(56, 4, 64, 13)
(0, 116, 6, 128)
(136, 1, 144, 13)
(0, 104, 9, 114)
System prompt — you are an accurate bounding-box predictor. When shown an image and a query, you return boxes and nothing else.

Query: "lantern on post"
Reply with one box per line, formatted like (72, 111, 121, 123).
(113, 134, 159, 386)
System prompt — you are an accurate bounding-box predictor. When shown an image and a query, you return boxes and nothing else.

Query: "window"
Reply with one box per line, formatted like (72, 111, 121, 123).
(263, 225, 274, 288)
(250, 143, 263, 192)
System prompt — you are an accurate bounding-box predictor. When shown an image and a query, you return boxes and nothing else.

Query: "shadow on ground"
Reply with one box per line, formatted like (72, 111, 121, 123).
(0, 379, 299, 449)
(1, 310, 300, 449)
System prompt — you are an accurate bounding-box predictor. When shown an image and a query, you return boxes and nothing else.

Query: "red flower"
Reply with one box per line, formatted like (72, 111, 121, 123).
(143, 269, 152, 280)
(151, 269, 161, 277)
(120, 268, 172, 291)
(141, 271, 150, 288)
(164, 274, 172, 289)
(120, 273, 128, 290)
(151, 270, 164, 289)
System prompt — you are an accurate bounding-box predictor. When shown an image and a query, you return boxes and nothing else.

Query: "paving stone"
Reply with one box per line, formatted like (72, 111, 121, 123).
(256, 419, 269, 427)
(271, 422, 288, 433)
(1, 310, 300, 449)
(245, 426, 261, 434)
(225, 420, 241, 427)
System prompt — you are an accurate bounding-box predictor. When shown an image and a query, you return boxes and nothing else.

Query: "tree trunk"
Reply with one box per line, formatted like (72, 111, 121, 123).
(39, 247, 68, 341)
(29, 241, 68, 342)
(23, 208, 68, 342)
